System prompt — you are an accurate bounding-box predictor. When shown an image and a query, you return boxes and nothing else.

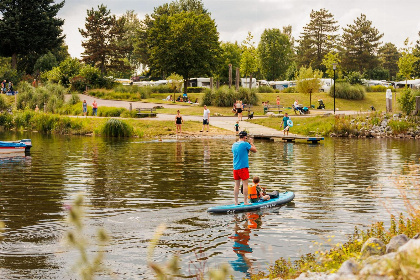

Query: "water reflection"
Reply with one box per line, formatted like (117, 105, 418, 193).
(0, 133, 419, 279)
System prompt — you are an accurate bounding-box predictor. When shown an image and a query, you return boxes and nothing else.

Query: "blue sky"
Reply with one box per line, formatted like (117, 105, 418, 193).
(58, 0, 420, 58)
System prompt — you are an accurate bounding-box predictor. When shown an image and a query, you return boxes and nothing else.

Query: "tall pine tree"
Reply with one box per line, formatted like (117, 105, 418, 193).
(79, 5, 131, 76)
(412, 31, 420, 78)
(341, 14, 383, 73)
(378, 42, 400, 80)
(296, 8, 339, 71)
(0, 0, 65, 72)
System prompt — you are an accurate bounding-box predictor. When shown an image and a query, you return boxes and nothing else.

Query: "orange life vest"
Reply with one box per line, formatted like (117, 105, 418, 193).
(248, 184, 259, 199)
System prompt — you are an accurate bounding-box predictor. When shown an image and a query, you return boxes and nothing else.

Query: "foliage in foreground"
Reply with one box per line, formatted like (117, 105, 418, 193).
(251, 164, 420, 279)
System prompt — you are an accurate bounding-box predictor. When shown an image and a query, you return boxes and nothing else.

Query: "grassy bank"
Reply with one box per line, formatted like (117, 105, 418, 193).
(0, 111, 232, 137)
(85, 89, 401, 116)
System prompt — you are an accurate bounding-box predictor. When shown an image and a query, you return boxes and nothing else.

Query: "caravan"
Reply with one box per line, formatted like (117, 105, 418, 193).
(188, 78, 211, 88)
(269, 80, 296, 90)
(240, 78, 257, 88)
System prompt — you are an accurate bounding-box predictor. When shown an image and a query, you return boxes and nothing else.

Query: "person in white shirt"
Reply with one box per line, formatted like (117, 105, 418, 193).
(201, 105, 210, 132)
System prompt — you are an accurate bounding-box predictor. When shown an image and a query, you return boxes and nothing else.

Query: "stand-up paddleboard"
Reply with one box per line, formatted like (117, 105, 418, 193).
(287, 119, 293, 127)
(207, 191, 295, 214)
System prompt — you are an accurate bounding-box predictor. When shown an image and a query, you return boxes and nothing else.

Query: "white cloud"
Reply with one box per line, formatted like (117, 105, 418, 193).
(58, 0, 420, 58)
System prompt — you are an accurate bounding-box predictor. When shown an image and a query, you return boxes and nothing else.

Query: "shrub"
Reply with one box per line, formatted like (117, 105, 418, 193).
(13, 110, 35, 129)
(0, 113, 13, 128)
(345, 71, 363, 85)
(365, 85, 392, 92)
(330, 82, 365, 100)
(201, 86, 259, 107)
(201, 88, 214, 106)
(257, 85, 275, 93)
(187, 87, 205, 93)
(101, 118, 133, 137)
(398, 88, 415, 115)
(282, 87, 297, 93)
(388, 119, 414, 134)
(67, 94, 80, 105)
(0, 94, 8, 111)
(97, 107, 127, 117)
(70, 75, 87, 92)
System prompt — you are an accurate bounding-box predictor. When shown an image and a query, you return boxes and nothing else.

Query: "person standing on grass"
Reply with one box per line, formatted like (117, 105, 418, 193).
(82, 100, 87, 116)
(276, 96, 280, 105)
(92, 100, 98, 116)
(201, 105, 210, 132)
(175, 110, 184, 133)
(232, 131, 257, 205)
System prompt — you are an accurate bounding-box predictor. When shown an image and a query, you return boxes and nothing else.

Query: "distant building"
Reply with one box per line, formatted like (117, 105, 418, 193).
(240, 78, 256, 88)
(188, 78, 211, 88)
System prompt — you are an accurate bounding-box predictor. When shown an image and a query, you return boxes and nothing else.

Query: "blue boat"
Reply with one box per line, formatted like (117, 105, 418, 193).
(207, 191, 295, 214)
(0, 139, 32, 154)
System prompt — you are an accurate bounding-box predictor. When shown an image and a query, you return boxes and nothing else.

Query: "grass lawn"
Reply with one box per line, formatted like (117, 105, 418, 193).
(250, 114, 336, 136)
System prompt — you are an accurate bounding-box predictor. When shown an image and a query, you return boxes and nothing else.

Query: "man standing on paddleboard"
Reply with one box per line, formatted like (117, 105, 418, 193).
(232, 131, 257, 205)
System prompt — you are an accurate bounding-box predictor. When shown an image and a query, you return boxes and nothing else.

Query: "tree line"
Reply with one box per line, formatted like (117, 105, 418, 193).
(1, 0, 420, 89)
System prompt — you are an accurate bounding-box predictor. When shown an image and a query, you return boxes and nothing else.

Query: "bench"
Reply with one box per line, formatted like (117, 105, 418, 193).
(264, 104, 283, 114)
(136, 107, 157, 117)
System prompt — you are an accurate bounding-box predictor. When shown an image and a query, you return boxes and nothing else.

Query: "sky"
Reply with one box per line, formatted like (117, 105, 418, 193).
(58, 0, 420, 59)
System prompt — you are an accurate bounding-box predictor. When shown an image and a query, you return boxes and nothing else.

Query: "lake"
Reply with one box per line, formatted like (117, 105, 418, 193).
(0, 132, 419, 279)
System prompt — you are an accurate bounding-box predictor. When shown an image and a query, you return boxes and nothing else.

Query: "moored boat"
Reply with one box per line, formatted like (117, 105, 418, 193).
(0, 139, 32, 154)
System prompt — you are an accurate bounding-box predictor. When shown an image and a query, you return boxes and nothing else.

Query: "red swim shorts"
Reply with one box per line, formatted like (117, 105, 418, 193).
(233, 168, 249, 180)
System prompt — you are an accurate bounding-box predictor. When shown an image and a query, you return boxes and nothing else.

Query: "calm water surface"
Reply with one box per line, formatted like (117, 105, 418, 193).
(0, 133, 419, 279)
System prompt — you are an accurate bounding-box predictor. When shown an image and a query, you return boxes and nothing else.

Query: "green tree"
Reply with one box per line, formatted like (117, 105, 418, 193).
(295, 66, 322, 106)
(258, 28, 293, 81)
(378, 42, 400, 80)
(240, 32, 258, 87)
(148, 9, 220, 93)
(0, 0, 65, 72)
(412, 31, 420, 78)
(296, 8, 339, 70)
(134, 0, 208, 70)
(33, 52, 58, 74)
(341, 14, 383, 73)
(79, 5, 131, 76)
(321, 51, 341, 79)
(119, 11, 141, 71)
(215, 42, 242, 84)
(398, 39, 418, 85)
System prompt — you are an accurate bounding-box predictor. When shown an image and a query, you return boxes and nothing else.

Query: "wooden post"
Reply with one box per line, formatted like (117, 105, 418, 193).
(235, 68, 240, 91)
(216, 80, 220, 89)
(228, 64, 232, 89)
(44, 102, 46, 113)
(416, 96, 420, 115)
(129, 103, 132, 112)
(210, 77, 213, 90)
(249, 74, 252, 90)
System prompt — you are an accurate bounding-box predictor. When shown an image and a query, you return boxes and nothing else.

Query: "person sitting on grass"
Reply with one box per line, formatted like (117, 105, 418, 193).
(248, 176, 270, 203)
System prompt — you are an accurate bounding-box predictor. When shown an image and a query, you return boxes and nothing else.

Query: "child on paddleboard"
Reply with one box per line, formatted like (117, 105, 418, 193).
(248, 176, 270, 203)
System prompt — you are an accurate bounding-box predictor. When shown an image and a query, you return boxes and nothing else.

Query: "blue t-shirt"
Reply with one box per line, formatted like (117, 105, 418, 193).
(283, 116, 290, 128)
(232, 141, 251, 170)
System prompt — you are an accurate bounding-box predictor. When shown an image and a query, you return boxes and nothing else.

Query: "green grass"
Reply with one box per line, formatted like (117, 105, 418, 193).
(250, 115, 336, 136)
(84, 89, 404, 117)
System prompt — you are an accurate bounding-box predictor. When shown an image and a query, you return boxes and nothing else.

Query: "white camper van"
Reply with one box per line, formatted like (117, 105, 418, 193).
(240, 78, 257, 88)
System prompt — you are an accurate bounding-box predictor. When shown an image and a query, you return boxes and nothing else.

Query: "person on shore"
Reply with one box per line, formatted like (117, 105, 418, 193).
(276, 96, 280, 106)
(201, 105, 210, 132)
(92, 100, 98, 116)
(235, 121, 240, 134)
(1, 80, 6, 93)
(283, 113, 290, 135)
(35, 105, 39, 112)
(175, 110, 183, 133)
(248, 176, 270, 203)
(32, 79, 37, 88)
(82, 100, 87, 116)
(232, 131, 257, 205)
(236, 100, 243, 121)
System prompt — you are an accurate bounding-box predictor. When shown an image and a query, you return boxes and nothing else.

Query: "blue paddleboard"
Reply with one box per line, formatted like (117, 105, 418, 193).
(207, 191, 295, 214)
